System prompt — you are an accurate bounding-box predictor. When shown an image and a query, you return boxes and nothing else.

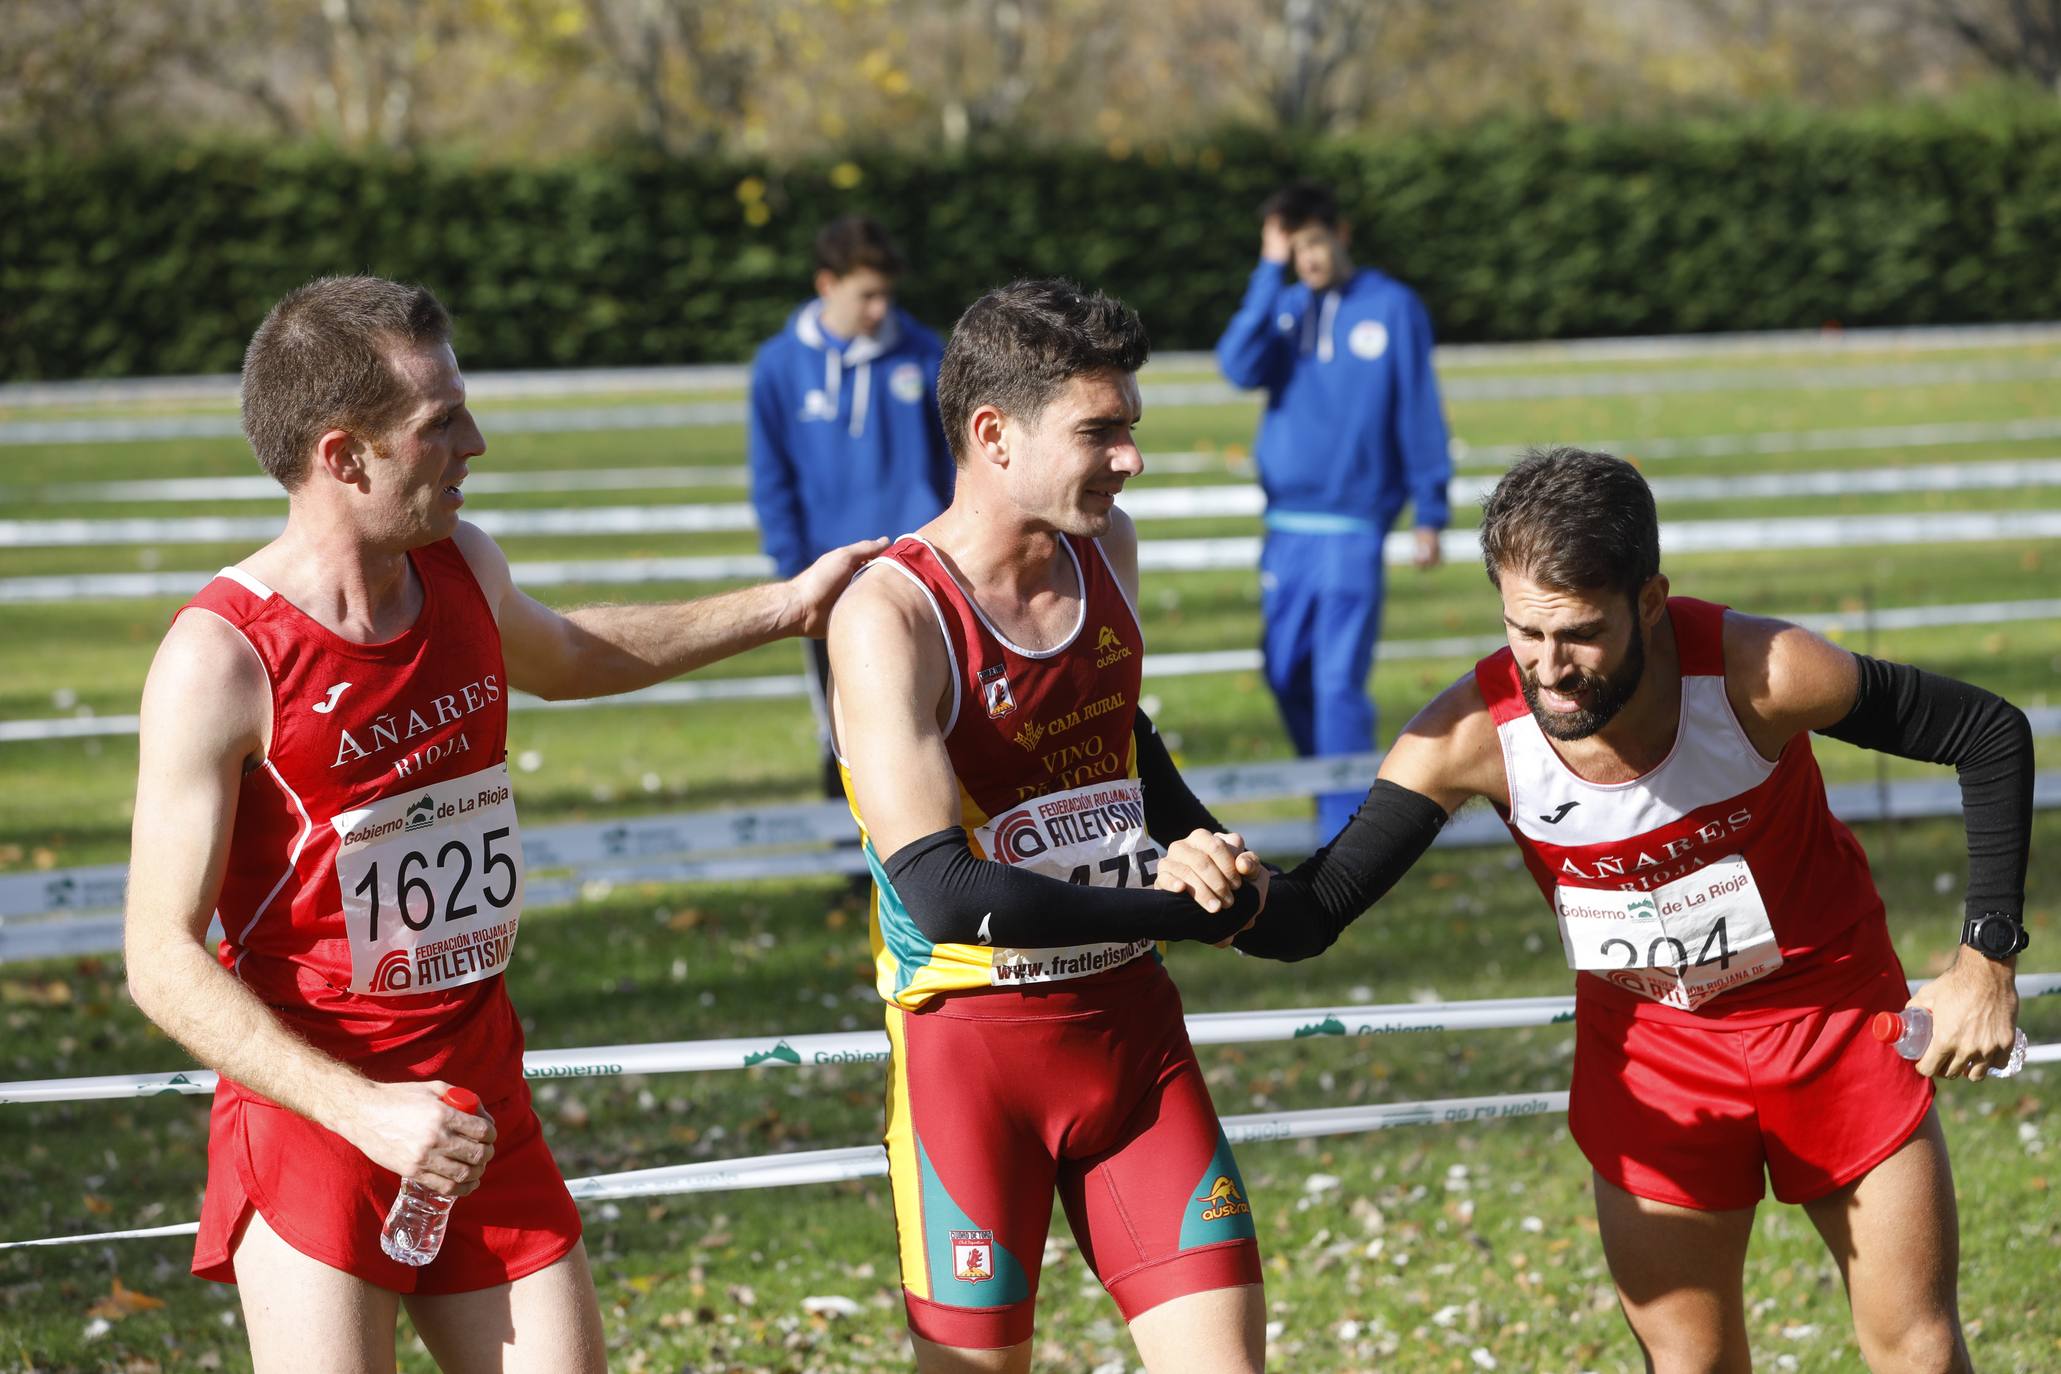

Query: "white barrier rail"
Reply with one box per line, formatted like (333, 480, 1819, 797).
(1460, 416, 2061, 468)
(9, 601, 2057, 747)
(11, 355, 2061, 447)
(8, 1052, 2060, 1248)
(11, 508, 2061, 605)
(12, 459, 2061, 549)
(12, 324, 2061, 411)
(8, 976, 2058, 1107)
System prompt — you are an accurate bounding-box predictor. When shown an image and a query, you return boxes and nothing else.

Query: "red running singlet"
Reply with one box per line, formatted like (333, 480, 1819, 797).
(180, 539, 579, 1291)
(1474, 597, 1894, 1026)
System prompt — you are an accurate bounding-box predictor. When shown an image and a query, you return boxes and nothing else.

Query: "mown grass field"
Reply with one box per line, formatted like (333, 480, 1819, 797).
(2, 333, 2058, 1373)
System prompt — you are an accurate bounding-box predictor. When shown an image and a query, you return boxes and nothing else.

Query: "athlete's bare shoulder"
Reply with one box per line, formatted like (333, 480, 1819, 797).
(1720, 607, 1858, 752)
(143, 607, 270, 767)
(1376, 671, 1507, 814)
(448, 520, 514, 614)
(1096, 506, 1141, 601)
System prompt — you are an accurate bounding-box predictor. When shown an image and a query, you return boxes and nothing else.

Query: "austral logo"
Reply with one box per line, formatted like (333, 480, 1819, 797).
(1094, 625, 1134, 668)
(1196, 1176, 1252, 1222)
(744, 1041, 803, 1067)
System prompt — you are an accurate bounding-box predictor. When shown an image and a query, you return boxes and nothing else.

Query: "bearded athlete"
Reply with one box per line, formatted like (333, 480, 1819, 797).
(1160, 447, 2032, 1374)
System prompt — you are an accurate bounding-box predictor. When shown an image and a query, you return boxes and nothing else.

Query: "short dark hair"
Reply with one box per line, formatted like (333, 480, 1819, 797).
(1261, 180, 1342, 232)
(240, 275, 452, 490)
(936, 279, 1150, 465)
(815, 215, 904, 278)
(1478, 447, 1661, 600)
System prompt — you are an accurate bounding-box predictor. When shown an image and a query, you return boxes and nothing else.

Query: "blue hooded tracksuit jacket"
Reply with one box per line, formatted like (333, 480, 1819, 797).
(747, 301, 954, 578)
(1216, 262, 1452, 837)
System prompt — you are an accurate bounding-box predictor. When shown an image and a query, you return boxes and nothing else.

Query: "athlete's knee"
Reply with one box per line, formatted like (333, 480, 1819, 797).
(1619, 1312, 1748, 1374)
(1856, 1313, 1969, 1374)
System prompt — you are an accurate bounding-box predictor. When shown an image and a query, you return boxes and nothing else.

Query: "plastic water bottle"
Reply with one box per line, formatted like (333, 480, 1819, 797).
(1871, 1008, 2027, 1079)
(379, 1086, 481, 1265)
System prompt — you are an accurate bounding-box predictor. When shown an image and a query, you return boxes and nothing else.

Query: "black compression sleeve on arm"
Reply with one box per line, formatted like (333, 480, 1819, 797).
(1817, 653, 2033, 920)
(883, 827, 1261, 948)
(1232, 779, 1449, 961)
(1133, 709, 1229, 845)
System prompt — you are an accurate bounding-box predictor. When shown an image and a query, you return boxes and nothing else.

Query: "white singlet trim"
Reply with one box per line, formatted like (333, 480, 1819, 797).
(903, 534, 1087, 660)
(232, 759, 315, 972)
(862, 557, 964, 739)
(214, 566, 274, 599)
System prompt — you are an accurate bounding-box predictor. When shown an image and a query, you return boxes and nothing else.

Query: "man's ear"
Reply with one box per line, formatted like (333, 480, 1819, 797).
(814, 268, 841, 301)
(313, 428, 373, 487)
(968, 404, 1009, 469)
(1638, 573, 1671, 629)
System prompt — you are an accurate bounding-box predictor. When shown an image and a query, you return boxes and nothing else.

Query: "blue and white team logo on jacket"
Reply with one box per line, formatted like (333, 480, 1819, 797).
(1348, 320, 1389, 360)
(890, 361, 926, 405)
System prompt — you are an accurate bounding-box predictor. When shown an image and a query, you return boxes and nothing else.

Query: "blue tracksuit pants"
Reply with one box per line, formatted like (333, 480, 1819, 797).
(1259, 527, 1388, 840)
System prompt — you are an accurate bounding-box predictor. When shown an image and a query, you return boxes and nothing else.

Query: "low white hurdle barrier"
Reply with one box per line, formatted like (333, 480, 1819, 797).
(5, 978, 2054, 1251)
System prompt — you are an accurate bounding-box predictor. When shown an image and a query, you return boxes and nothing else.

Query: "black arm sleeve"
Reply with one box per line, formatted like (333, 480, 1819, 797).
(1816, 653, 2033, 920)
(1132, 709, 1229, 845)
(1231, 780, 1449, 961)
(883, 826, 1261, 948)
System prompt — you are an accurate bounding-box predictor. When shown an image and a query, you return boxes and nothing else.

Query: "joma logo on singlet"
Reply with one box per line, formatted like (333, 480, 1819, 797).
(1556, 808, 1754, 887)
(330, 675, 502, 769)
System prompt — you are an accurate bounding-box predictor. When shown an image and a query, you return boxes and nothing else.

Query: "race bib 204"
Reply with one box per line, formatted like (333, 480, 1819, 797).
(971, 777, 1157, 986)
(1555, 854, 1782, 1012)
(333, 763, 524, 996)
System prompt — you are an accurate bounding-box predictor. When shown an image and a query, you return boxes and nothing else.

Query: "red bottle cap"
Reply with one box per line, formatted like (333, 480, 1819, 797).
(1869, 1011, 1902, 1043)
(441, 1086, 481, 1114)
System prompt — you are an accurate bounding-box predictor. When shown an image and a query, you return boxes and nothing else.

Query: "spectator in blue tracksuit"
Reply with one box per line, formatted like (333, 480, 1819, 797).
(1215, 181, 1452, 840)
(749, 215, 953, 802)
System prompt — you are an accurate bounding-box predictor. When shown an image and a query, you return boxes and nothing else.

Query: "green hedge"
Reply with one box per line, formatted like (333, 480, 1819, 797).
(6, 103, 2061, 379)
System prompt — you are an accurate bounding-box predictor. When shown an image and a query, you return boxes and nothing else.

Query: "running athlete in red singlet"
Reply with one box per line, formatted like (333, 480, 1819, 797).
(829, 281, 1271, 1374)
(124, 275, 882, 1374)
(1168, 449, 2032, 1374)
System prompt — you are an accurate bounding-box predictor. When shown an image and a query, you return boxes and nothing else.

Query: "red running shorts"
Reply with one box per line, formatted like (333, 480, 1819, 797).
(192, 1080, 582, 1294)
(1569, 922, 1935, 1211)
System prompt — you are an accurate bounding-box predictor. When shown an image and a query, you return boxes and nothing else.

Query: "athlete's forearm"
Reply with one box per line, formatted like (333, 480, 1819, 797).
(125, 923, 373, 1132)
(1233, 780, 1449, 961)
(884, 827, 1260, 947)
(1817, 654, 2033, 920)
(556, 583, 799, 697)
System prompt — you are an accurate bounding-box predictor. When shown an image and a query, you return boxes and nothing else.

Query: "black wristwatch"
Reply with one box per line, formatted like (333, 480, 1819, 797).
(1962, 911, 2030, 961)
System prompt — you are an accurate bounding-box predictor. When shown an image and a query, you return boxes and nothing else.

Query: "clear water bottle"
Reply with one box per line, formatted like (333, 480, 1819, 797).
(1871, 1008, 2027, 1079)
(379, 1086, 481, 1265)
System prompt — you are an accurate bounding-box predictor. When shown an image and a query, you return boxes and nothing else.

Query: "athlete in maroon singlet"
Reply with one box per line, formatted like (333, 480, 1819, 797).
(830, 280, 1270, 1374)
(1164, 449, 2032, 1374)
(125, 276, 880, 1373)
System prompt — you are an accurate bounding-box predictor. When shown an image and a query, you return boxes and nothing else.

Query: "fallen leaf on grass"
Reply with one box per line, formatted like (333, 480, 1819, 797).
(86, 1277, 166, 1319)
(82, 1193, 114, 1215)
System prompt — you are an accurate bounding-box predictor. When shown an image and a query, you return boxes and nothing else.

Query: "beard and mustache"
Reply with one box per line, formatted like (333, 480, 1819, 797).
(1518, 614, 1647, 741)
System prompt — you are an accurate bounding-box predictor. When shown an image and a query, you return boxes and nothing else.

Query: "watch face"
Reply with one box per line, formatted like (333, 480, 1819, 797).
(1976, 917, 2022, 955)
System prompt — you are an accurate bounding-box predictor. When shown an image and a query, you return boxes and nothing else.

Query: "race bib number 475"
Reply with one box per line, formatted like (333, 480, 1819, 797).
(332, 763, 524, 996)
(1555, 855, 1782, 1012)
(972, 777, 1157, 985)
